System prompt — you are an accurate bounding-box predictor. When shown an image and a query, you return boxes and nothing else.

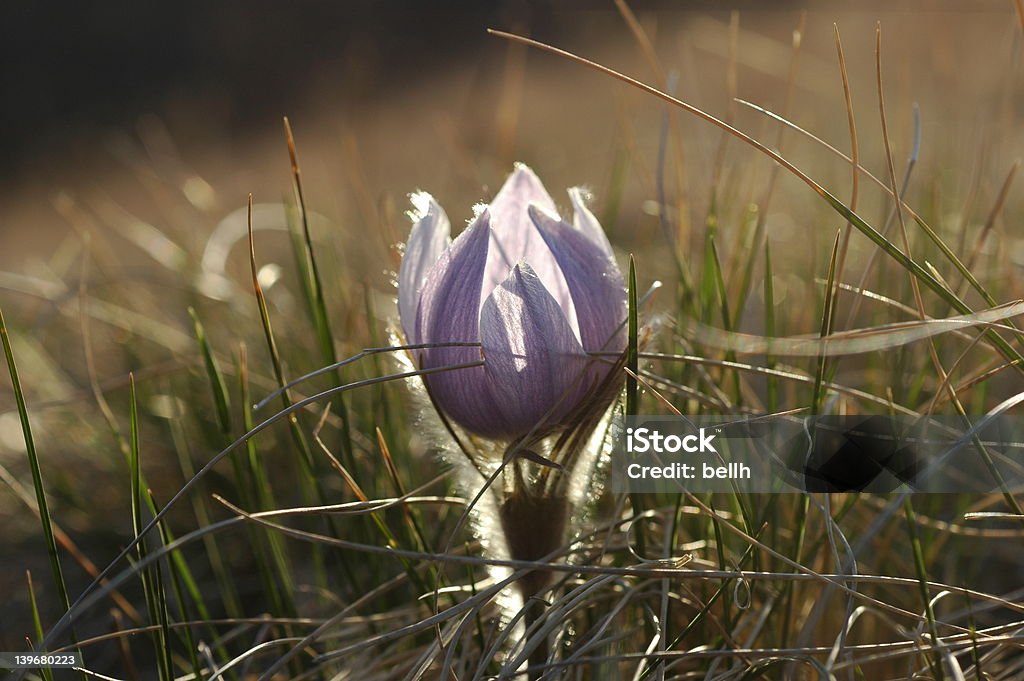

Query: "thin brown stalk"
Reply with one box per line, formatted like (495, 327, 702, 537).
(614, 0, 690, 245)
(961, 160, 1020, 283)
(832, 23, 859, 297)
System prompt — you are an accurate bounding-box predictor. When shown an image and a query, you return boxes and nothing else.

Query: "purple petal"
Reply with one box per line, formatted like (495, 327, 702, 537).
(568, 187, 614, 259)
(484, 164, 578, 337)
(528, 205, 627, 354)
(398, 192, 450, 343)
(480, 262, 589, 439)
(416, 210, 505, 438)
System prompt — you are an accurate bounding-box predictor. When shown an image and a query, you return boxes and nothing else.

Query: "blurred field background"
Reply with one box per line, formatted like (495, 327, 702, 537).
(4, 0, 1024, 678)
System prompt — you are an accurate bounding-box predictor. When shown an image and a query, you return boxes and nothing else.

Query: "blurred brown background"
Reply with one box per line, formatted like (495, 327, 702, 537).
(5, 0, 1019, 274)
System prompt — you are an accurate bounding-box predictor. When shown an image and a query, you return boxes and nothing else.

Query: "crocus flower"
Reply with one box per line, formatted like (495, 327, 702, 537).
(398, 164, 626, 442)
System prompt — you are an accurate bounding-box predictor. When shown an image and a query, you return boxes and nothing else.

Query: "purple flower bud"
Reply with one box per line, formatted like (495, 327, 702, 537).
(398, 164, 627, 442)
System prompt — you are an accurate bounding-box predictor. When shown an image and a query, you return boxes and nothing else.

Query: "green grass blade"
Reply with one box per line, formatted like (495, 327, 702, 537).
(0, 306, 81, 670)
(626, 256, 646, 560)
(812, 231, 842, 415)
(26, 571, 55, 681)
(707, 235, 742, 404)
(283, 118, 354, 460)
(128, 375, 143, 548)
(903, 498, 946, 681)
(246, 194, 323, 479)
(779, 494, 809, 648)
(626, 255, 639, 416)
(239, 344, 298, 616)
(708, 237, 732, 331)
(129, 377, 172, 681)
(709, 499, 732, 632)
(763, 242, 778, 412)
(247, 194, 336, 593)
(189, 307, 232, 439)
(166, 410, 244, 620)
(146, 492, 175, 681)
(153, 496, 203, 681)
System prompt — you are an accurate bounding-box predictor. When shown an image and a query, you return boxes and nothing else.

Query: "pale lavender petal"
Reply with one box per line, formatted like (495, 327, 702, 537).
(416, 210, 505, 438)
(398, 192, 450, 342)
(480, 262, 589, 439)
(568, 186, 614, 259)
(483, 164, 578, 337)
(529, 205, 627, 354)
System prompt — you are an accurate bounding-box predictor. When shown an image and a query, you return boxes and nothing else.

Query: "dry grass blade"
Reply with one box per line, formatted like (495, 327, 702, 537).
(485, 28, 1024, 377)
(832, 22, 859, 299)
(960, 160, 1020, 285)
(680, 301, 1024, 356)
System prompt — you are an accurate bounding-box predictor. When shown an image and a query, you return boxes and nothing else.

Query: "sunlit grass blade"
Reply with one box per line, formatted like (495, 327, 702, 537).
(626, 255, 639, 417)
(247, 192, 334, 592)
(625, 256, 647, 560)
(189, 307, 233, 440)
(283, 117, 354, 461)
(0, 305, 82, 673)
(246, 195, 326, 482)
(812, 230, 842, 415)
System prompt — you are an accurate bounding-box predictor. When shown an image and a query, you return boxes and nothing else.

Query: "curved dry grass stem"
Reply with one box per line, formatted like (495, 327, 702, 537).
(960, 160, 1020, 289)
(832, 22, 859, 293)
(253, 342, 482, 411)
(215, 501, 1015, 628)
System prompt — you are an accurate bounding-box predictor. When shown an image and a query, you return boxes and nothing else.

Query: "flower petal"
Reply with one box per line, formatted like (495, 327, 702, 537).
(398, 192, 450, 343)
(484, 164, 578, 338)
(568, 187, 614, 259)
(480, 262, 589, 439)
(528, 205, 627, 354)
(416, 209, 505, 438)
